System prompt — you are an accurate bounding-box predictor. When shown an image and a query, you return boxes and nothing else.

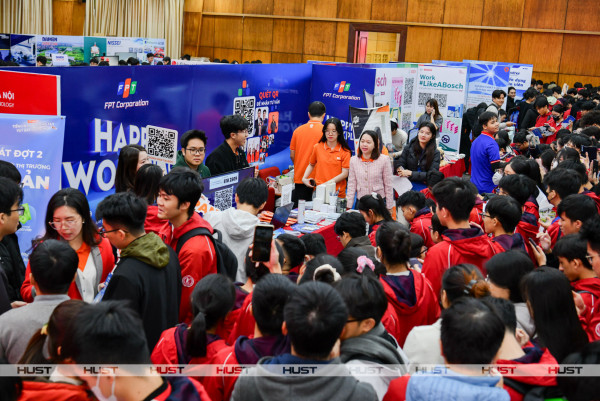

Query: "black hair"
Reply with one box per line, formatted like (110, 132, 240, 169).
(553, 234, 592, 270)
(556, 148, 580, 164)
(410, 122, 437, 168)
(498, 174, 537, 206)
(478, 111, 498, 127)
(308, 101, 326, 118)
(409, 232, 424, 258)
(495, 130, 510, 151)
(118, 60, 127, 66)
(482, 296, 517, 334)
(574, 82, 583, 89)
(556, 129, 571, 141)
(441, 297, 504, 364)
(61, 301, 150, 364)
(29, 240, 78, 295)
(484, 195, 522, 233)
(552, 103, 566, 115)
(320, 117, 351, 152)
(581, 126, 600, 140)
(557, 160, 587, 185)
(236, 177, 268, 209)
(146, 52, 154, 58)
(431, 213, 447, 236)
(581, 101, 596, 111)
(336, 247, 369, 275)
(334, 274, 388, 325)
(557, 342, 600, 401)
(220, 115, 250, 140)
(0, 161, 21, 183)
(390, 120, 398, 132)
(580, 110, 600, 128)
(133, 163, 163, 205)
(357, 130, 381, 160)
(357, 194, 393, 222)
(253, 274, 296, 336)
(426, 170, 445, 188)
(397, 192, 426, 215)
(163, 56, 171, 63)
(244, 241, 285, 284)
(284, 281, 348, 359)
(432, 177, 476, 222)
(442, 264, 489, 304)
(180, 129, 208, 149)
(521, 267, 589, 362)
(567, 87, 578, 95)
(375, 221, 411, 266)
(506, 156, 543, 188)
(485, 251, 533, 303)
(276, 234, 306, 270)
(425, 98, 441, 120)
(159, 167, 204, 218)
(534, 96, 549, 110)
(523, 89, 537, 100)
(299, 254, 344, 285)
(508, 86, 516, 93)
(540, 149, 556, 172)
(90, 57, 99, 64)
(36, 55, 47, 65)
(96, 192, 147, 235)
(580, 215, 600, 254)
(187, 274, 235, 357)
(98, 61, 110, 66)
(557, 194, 597, 229)
(0, 177, 23, 215)
(568, 134, 591, 149)
(513, 130, 529, 144)
(552, 86, 562, 95)
(115, 144, 146, 193)
(334, 211, 367, 238)
(36, 188, 100, 247)
(492, 89, 506, 99)
(300, 233, 327, 256)
(543, 168, 581, 200)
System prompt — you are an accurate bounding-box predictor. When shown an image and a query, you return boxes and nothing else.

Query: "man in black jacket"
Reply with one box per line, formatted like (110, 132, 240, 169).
(96, 192, 181, 351)
(205, 114, 250, 176)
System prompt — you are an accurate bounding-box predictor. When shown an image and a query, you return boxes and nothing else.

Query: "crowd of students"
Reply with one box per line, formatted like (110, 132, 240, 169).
(0, 79, 600, 401)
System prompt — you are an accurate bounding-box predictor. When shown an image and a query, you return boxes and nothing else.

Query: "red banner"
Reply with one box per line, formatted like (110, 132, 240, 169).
(0, 70, 60, 115)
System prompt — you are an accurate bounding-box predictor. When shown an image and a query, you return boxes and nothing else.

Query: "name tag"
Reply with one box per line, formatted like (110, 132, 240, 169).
(336, 157, 341, 160)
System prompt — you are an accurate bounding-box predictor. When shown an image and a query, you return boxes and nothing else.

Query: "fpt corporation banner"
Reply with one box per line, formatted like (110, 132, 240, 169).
(0, 70, 60, 115)
(310, 64, 376, 153)
(2, 64, 312, 215)
(0, 114, 66, 264)
(463, 60, 511, 109)
(416, 65, 468, 153)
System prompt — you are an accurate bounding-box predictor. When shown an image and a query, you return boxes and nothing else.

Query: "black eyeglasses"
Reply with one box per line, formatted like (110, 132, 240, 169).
(185, 147, 205, 155)
(10, 206, 25, 216)
(98, 228, 128, 238)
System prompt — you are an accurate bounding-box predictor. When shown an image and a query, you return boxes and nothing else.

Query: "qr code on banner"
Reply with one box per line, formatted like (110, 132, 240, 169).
(418, 93, 432, 107)
(233, 96, 256, 137)
(214, 187, 233, 211)
(403, 78, 414, 105)
(401, 112, 413, 132)
(146, 125, 177, 164)
(434, 94, 448, 108)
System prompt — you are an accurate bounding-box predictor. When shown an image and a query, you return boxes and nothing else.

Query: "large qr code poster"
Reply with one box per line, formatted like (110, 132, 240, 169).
(146, 125, 178, 164)
(213, 187, 234, 211)
(234, 96, 256, 137)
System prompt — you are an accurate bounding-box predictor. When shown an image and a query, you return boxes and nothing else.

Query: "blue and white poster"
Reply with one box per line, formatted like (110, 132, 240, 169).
(10, 34, 36, 66)
(106, 37, 145, 59)
(507, 64, 533, 99)
(0, 34, 10, 63)
(0, 114, 66, 263)
(463, 60, 511, 109)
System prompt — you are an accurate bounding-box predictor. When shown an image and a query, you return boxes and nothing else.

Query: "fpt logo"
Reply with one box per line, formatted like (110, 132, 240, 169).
(333, 81, 351, 93)
(117, 78, 137, 98)
(238, 80, 250, 96)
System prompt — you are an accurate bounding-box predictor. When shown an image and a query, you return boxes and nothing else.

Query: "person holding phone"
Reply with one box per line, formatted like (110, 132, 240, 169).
(532, 97, 557, 144)
(302, 117, 351, 198)
(394, 122, 441, 189)
(415, 98, 443, 132)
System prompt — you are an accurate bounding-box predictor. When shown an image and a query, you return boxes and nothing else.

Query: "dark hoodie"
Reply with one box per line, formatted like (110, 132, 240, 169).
(174, 150, 211, 178)
(142, 376, 211, 401)
(492, 233, 527, 253)
(346, 236, 376, 258)
(103, 233, 182, 351)
(231, 354, 378, 401)
(515, 212, 540, 265)
(340, 323, 405, 365)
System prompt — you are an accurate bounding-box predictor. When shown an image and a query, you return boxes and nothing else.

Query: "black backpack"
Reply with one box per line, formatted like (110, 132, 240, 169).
(463, 104, 489, 140)
(175, 227, 238, 281)
(503, 377, 565, 401)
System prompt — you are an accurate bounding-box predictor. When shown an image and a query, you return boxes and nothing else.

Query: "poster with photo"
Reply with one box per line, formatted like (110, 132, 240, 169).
(106, 37, 145, 57)
(246, 137, 261, 165)
(267, 111, 279, 134)
(144, 38, 166, 57)
(84, 37, 107, 63)
(0, 34, 10, 62)
(10, 34, 36, 66)
(254, 106, 269, 137)
(36, 35, 84, 65)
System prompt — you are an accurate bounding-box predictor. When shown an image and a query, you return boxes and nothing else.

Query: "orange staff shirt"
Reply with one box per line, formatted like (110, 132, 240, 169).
(308, 142, 351, 198)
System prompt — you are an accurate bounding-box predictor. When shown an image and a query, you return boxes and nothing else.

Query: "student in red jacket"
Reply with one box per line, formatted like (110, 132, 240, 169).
(557, 194, 597, 236)
(376, 221, 439, 346)
(483, 195, 527, 253)
(422, 177, 497, 298)
(543, 168, 583, 249)
(357, 194, 394, 247)
(533, 97, 557, 144)
(554, 234, 600, 341)
(205, 274, 293, 401)
(157, 168, 217, 323)
(21, 188, 113, 303)
(133, 163, 168, 235)
(397, 191, 434, 248)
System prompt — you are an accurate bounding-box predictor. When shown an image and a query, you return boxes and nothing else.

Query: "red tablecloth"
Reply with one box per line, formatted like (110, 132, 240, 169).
(440, 158, 466, 178)
(311, 222, 344, 256)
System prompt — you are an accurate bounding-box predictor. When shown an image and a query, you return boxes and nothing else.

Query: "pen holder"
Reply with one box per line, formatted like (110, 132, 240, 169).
(329, 195, 337, 206)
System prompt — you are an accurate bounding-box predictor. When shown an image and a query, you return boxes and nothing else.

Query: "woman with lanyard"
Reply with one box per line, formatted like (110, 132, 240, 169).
(346, 130, 394, 212)
(394, 122, 441, 191)
(302, 117, 352, 198)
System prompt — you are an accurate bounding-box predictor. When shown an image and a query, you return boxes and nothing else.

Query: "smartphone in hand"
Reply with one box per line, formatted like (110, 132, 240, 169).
(252, 224, 274, 262)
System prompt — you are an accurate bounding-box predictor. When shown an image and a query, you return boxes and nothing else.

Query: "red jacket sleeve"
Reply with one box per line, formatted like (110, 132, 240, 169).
(150, 327, 178, 365)
(97, 237, 115, 283)
(20, 261, 34, 303)
(383, 375, 410, 401)
(421, 243, 448, 301)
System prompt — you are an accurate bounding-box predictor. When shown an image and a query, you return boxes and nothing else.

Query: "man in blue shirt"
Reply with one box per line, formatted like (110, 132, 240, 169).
(470, 112, 501, 194)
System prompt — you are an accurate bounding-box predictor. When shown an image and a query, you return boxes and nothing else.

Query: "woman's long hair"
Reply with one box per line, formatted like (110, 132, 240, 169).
(426, 98, 441, 120)
(320, 117, 351, 152)
(115, 144, 146, 193)
(410, 121, 438, 170)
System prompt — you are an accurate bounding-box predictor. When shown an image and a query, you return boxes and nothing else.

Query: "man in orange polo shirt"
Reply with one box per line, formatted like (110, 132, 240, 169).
(290, 101, 326, 205)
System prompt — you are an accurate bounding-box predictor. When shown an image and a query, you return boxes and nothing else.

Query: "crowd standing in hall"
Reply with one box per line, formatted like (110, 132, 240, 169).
(1, 79, 600, 401)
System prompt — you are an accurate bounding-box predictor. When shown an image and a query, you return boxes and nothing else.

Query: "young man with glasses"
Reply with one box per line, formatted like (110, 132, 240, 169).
(205, 115, 250, 176)
(0, 177, 24, 312)
(175, 129, 211, 178)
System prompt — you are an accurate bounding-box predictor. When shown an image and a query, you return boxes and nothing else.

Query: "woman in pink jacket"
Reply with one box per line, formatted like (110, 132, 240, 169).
(346, 130, 395, 214)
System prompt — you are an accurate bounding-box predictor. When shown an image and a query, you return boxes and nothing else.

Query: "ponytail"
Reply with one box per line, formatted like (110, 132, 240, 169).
(375, 221, 411, 265)
(442, 264, 489, 304)
(187, 311, 208, 358)
(18, 329, 49, 365)
(357, 193, 392, 222)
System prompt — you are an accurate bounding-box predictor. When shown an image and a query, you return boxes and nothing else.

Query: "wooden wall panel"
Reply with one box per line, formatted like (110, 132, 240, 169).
(303, 54, 337, 63)
(272, 20, 304, 53)
(406, 0, 444, 23)
(481, 0, 525, 28)
(213, 17, 243, 48)
(185, 0, 204, 12)
(478, 30, 521, 64)
(242, 50, 271, 63)
(71, 1, 85, 36)
(533, 72, 558, 85)
(197, 46, 214, 59)
(199, 15, 215, 47)
(303, 21, 337, 56)
(183, 12, 202, 47)
(565, 0, 600, 31)
(560, 34, 600, 76)
(244, 0, 273, 15)
(212, 47, 242, 62)
(203, 0, 215, 12)
(337, 0, 371, 19)
(304, 0, 337, 18)
(273, 0, 305, 16)
(371, 0, 407, 21)
(440, 29, 481, 62)
(442, 0, 483, 25)
(52, 0, 74, 35)
(522, 0, 566, 29)
(182, 45, 198, 57)
(518, 33, 562, 73)
(404, 26, 442, 63)
(335, 22, 349, 58)
(242, 18, 273, 51)
(213, 0, 243, 13)
(558, 74, 600, 87)
(271, 52, 303, 63)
